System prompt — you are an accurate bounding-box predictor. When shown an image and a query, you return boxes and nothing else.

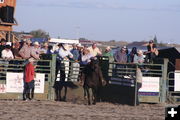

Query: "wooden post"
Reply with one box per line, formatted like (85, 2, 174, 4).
(134, 64, 138, 106)
(160, 58, 169, 103)
(48, 54, 56, 100)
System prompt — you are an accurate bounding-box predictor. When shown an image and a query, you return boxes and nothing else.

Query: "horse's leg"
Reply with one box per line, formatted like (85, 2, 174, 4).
(59, 86, 63, 101)
(92, 88, 97, 105)
(63, 85, 67, 102)
(83, 85, 87, 99)
(86, 87, 91, 105)
(96, 87, 101, 102)
(54, 87, 59, 101)
(83, 86, 87, 105)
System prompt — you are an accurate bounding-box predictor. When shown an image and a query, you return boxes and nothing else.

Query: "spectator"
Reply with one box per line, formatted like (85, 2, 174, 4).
(128, 47, 138, 63)
(47, 45, 54, 54)
(70, 44, 80, 81)
(76, 44, 83, 61)
(71, 44, 80, 62)
(23, 58, 36, 101)
(1, 45, 14, 60)
(81, 49, 93, 65)
(103, 46, 114, 77)
(41, 42, 49, 54)
(19, 39, 32, 59)
(114, 46, 127, 64)
(0, 38, 7, 58)
(123, 46, 129, 55)
(83, 45, 88, 50)
(88, 43, 102, 57)
(30, 41, 41, 60)
(103, 46, 114, 61)
(12, 41, 22, 59)
(134, 50, 145, 64)
(55, 43, 73, 81)
(145, 40, 158, 63)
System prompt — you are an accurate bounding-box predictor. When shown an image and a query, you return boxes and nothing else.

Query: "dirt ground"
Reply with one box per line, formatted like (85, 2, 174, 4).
(0, 100, 166, 120)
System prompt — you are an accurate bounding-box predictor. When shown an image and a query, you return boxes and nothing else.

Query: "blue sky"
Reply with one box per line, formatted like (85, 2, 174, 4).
(14, 0, 180, 43)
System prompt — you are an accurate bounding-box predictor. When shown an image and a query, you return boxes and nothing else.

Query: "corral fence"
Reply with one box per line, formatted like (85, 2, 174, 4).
(167, 70, 180, 103)
(0, 54, 171, 105)
(99, 57, 168, 105)
(0, 55, 56, 100)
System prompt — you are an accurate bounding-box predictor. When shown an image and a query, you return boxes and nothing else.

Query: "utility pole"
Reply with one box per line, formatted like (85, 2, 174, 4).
(75, 26, 80, 40)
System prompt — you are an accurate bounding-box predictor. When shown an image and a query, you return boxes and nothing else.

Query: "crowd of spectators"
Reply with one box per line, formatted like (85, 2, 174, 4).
(0, 38, 158, 80)
(0, 38, 158, 64)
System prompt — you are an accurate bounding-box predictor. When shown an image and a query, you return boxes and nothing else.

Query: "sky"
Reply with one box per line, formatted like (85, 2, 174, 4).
(14, 0, 180, 43)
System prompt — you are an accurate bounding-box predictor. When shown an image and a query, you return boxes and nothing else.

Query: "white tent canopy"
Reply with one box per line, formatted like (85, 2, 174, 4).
(49, 38, 80, 44)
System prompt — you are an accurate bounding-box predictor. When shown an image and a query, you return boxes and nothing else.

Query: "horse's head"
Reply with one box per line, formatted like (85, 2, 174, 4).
(89, 57, 99, 70)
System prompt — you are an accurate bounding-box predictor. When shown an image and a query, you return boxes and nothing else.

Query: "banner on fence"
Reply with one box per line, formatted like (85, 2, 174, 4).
(139, 77, 160, 92)
(6, 73, 45, 93)
(0, 84, 6, 93)
(175, 71, 180, 91)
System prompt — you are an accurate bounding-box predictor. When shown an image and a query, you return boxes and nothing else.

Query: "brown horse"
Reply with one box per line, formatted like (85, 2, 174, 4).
(81, 58, 106, 105)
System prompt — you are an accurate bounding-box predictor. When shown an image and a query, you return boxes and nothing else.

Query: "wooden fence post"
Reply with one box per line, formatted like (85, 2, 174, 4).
(161, 58, 169, 103)
(49, 54, 56, 100)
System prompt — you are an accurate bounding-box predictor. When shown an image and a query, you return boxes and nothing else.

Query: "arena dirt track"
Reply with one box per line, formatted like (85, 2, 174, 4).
(0, 100, 166, 120)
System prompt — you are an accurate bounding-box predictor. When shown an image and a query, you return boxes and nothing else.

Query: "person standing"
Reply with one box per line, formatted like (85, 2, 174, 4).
(70, 44, 80, 81)
(54, 43, 73, 101)
(114, 46, 127, 64)
(19, 39, 32, 59)
(1, 45, 14, 60)
(40, 42, 49, 54)
(12, 41, 22, 59)
(103, 46, 114, 77)
(128, 47, 138, 63)
(134, 50, 145, 64)
(23, 58, 36, 101)
(0, 38, 7, 58)
(114, 46, 127, 76)
(88, 43, 102, 57)
(145, 40, 158, 63)
(30, 41, 41, 60)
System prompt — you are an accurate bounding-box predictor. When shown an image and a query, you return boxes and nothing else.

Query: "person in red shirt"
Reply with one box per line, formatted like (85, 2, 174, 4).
(23, 58, 36, 101)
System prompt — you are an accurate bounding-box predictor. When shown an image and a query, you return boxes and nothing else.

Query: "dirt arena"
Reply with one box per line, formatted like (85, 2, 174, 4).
(0, 100, 167, 120)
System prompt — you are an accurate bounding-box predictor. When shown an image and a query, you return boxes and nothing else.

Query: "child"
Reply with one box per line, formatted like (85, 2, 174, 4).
(23, 58, 36, 101)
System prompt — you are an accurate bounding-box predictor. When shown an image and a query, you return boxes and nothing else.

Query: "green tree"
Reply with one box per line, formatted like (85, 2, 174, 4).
(153, 35, 158, 45)
(79, 38, 88, 41)
(30, 29, 50, 38)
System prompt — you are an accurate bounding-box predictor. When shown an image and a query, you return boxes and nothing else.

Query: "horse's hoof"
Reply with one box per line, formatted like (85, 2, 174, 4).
(92, 102, 96, 105)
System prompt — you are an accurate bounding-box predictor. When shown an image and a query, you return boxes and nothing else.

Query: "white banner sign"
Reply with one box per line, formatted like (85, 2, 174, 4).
(6, 73, 45, 93)
(0, 84, 6, 93)
(175, 71, 180, 91)
(6, 73, 24, 93)
(34, 74, 45, 93)
(139, 77, 160, 92)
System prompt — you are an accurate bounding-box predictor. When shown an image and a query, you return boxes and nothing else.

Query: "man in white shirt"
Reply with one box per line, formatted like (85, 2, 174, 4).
(1, 45, 14, 72)
(54, 43, 73, 101)
(1, 45, 14, 60)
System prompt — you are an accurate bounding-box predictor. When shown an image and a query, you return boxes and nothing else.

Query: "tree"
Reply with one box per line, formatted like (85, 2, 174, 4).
(153, 35, 158, 45)
(79, 38, 88, 41)
(30, 29, 50, 38)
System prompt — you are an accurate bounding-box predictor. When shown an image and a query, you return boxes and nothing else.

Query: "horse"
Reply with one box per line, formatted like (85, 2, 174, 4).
(81, 58, 106, 105)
